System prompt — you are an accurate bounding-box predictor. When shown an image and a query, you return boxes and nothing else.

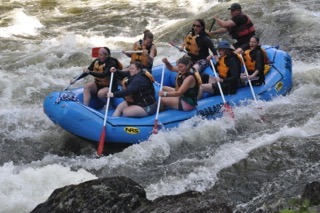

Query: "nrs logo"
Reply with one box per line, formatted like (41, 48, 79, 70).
(275, 81, 283, 91)
(124, 127, 140, 134)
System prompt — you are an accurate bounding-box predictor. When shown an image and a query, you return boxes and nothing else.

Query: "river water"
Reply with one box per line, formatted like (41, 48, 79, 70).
(0, 0, 319, 212)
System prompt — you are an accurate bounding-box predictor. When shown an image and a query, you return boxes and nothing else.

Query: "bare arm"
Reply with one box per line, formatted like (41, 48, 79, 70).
(161, 75, 196, 97)
(149, 44, 157, 60)
(210, 16, 236, 36)
(210, 27, 228, 36)
(162, 57, 179, 72)
(212, 16, 236, 28)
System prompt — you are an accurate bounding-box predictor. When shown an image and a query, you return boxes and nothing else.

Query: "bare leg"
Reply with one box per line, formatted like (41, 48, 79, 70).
(160, 87, 178, 111)
(112, 101, 128, 117)
(197, 85, 204, 100)
(161, 97, 180, 110)
(193, 63, 200, 71)
(97, 87, 109, 103)
(122, 105, 148, 117)
(200, 83, 215, 95)
(208, 76, 218, 84)
(83, 82, 98, 106)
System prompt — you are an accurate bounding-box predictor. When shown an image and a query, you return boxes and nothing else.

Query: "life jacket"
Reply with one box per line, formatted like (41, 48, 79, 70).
(121, 71, 155, 106)
(216, 55, 229, 78)
(264, 64, 271, 75)
(130, 40, 157, 69)
(175, 68, 200, 104)
(217, 53, 242, 79)
(183, 32, 200, 56)
(93, 57, 122, 87)
(111, 57, 123, 70)
(93, 61, 110, 87)
(243, 49, 270, 75)
(228, 14, 255, 38)
(175, 68, 201, 90)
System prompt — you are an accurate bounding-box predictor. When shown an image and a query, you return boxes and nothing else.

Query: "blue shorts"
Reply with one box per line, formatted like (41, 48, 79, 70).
(142, 102, 157, 115)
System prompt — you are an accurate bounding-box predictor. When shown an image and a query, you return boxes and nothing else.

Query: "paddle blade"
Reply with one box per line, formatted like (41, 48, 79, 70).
(168, 41, 175, 46)
(152, 119, 159, 134)
(223, 103, 234, 118)
(92, 47, 101, 58)
(256, 105, 266, 122)
(97, 126, 106, 156)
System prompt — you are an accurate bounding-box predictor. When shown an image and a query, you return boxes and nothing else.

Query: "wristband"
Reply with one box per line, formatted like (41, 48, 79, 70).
(163, 91, 167, 97)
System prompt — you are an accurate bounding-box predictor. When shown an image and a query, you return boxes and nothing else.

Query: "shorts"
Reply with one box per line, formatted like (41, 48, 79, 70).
(211, 82, 237, 95)
(142, 101, 158, 115)
(200, 73, 210, 84)
(194, 59, 210, 73)
(178, 97, 196, 111)
(95, 83, 106, 91)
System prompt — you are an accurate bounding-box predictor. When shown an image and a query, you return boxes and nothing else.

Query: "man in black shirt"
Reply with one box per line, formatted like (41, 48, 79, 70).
(209, 3, 255, 54)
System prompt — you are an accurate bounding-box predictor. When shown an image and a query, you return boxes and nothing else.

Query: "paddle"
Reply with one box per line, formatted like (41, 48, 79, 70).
(209, 19, 216, 32)
(91, 47, 143, 58)
(152, 64, 165, 134)
(209, 49, 234, 118)
(168, 41, 187, 53)
(64, 73, 85, 90)
(97, 72, 114, 156)
(239, 54, 257, 101)
(238, 54, 266, 121)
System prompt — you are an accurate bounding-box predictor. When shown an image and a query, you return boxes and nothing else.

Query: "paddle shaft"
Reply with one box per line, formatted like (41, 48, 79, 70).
(155, 65, 165, 121)
(92, 47, 142, 57)
(97, 72, 114, 156)
(209, 19, 216, 32)
(64, 73, 83, 90)
(168, 42, 187, 53)
(239, 54, 257, 101)
(102, 73, 114, 127)
(152, 64, 165, 134)
(209, 59, 227, 103)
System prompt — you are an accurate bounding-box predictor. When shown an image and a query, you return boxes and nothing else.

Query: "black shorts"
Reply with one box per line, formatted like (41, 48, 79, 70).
(211, 82, 237, 95)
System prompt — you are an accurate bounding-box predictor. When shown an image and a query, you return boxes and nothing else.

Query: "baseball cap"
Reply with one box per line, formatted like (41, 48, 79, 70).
(228, 3, 241, 10)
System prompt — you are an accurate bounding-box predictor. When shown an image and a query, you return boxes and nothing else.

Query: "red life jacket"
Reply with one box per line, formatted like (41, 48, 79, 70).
(228, 14, 255, 38)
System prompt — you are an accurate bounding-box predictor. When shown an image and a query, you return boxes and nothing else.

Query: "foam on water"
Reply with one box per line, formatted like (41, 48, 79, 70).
(0, 9, 43, 38)
(0, 0, 319, 211)
(0, 162, 96, 213)
(144, 112, 320, 200)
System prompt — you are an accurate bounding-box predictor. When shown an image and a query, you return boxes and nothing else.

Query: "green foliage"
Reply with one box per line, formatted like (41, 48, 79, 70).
(280, 199, 316, 213)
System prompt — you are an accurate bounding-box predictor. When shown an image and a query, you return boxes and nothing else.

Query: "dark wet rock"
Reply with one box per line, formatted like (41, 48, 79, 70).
(31, 176, 151, 213)
(134, 191, 232, 213)
(31, 176, 232, 213)
(301, 181, 320, 205)
(30, 171, 319, 213)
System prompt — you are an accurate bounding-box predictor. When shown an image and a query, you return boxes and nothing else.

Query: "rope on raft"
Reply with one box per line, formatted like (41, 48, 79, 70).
(55, 91, 79, 104)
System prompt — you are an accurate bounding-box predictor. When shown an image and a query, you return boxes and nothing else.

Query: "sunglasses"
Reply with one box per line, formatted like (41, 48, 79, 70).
(193, 24, 202, 28)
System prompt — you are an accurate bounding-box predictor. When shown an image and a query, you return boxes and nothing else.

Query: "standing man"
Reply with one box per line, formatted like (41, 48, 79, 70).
(210, 3, 255, 54)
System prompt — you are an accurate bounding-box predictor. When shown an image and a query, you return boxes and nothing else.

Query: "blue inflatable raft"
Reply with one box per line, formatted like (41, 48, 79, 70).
(43, 46, 292, 144)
